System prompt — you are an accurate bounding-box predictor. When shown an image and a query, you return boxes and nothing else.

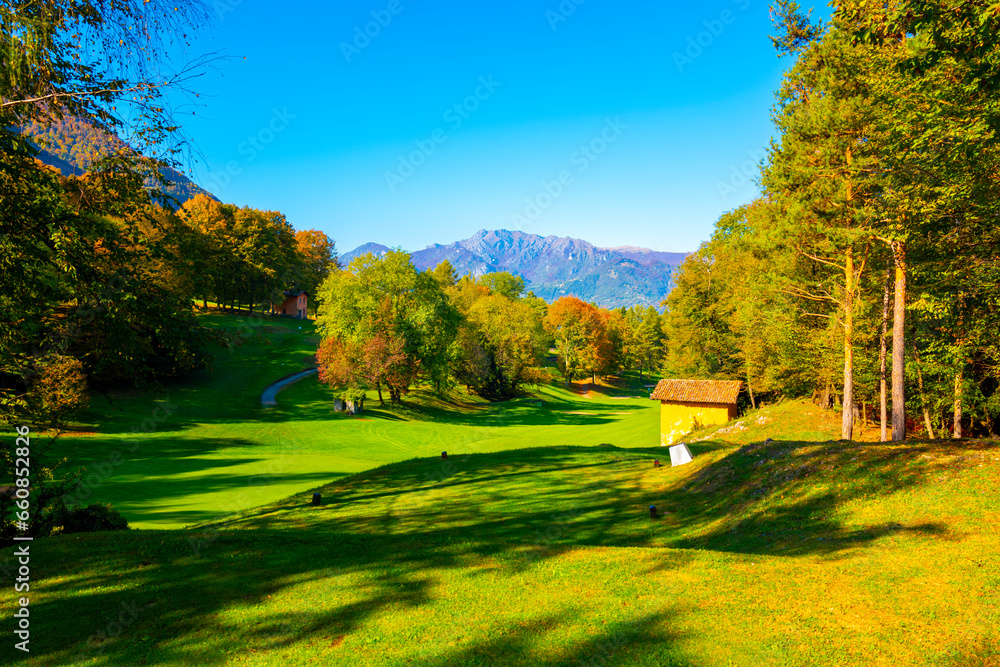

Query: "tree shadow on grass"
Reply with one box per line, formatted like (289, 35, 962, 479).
(14, 529, 439, 665)
(50, 433, 353, 526)
(10, 438, 998, 664)
(660, 436, 997, 556)
(54, 435, 282, 470)
(18, 521, 696, 666)
(219, 438, 999, 563)
(76, 371, 658, 440)
(263, 378, 658, 430)
(263, 396, 629, 430)
(412, 610, 693, 667)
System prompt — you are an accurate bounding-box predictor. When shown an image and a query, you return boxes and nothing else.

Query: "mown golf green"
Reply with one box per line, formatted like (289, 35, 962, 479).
(51, 312, 658, 529)
(3, 313, 999, 666)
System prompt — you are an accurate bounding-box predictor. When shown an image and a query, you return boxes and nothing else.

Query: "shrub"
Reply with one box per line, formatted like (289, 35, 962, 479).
(58, 503, 130, 534)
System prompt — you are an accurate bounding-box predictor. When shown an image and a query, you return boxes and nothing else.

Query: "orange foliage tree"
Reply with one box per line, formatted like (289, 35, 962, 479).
(545, 297, 615, 384)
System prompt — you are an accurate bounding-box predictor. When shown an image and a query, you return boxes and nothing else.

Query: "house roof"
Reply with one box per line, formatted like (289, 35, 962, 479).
(282, 290, 309, 298)
(650, 379, 742, 404)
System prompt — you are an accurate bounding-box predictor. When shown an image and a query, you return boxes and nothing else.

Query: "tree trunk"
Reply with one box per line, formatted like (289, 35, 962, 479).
(376, 383, 384, 406)
(910, 340, 934, 440)
(891, 242, 907, 441)
(842, 247, 855, 441)
(747, 375, 757, 410)
(879, 265, 891, 442)
(953, 370, 963, 439)
(912, 343, 934, 439)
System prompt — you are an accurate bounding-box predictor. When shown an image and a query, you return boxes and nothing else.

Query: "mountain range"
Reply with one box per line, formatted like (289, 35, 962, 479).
(340, 229, 689, 309)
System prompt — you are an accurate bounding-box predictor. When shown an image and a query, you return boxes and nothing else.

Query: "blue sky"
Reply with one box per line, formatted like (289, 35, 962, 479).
(168, 0, 827, 256)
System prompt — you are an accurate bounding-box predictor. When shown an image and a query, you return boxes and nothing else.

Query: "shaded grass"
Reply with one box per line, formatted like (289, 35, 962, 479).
(40, 313, 662, 529)
(5, 420, 998, 666)
(4, 313, 998, 665)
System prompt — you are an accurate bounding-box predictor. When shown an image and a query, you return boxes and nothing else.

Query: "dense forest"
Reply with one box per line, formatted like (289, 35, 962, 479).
(661, 2, 1000, 439)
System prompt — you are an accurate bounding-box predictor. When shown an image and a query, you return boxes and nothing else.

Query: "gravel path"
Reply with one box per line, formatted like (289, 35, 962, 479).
(260, 368, 318, 406)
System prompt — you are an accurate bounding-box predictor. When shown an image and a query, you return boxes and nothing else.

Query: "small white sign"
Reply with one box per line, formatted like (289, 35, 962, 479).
(669, 443, 693, 466)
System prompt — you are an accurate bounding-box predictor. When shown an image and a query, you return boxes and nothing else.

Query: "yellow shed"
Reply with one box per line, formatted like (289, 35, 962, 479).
(650, 379, 742, 446)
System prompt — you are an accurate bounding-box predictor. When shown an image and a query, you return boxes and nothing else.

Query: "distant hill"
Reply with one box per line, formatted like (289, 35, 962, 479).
(21, 117, 215, 207)
(339, 242, 392, 266)
(343, 230, 689, 309)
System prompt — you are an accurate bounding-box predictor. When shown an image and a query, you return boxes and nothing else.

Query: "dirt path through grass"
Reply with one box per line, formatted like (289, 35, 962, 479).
(260, 367, 318, 406)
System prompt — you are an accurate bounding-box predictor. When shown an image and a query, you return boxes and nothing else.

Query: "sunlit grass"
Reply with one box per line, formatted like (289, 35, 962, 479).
(50, 313, 658, 529)
(3, 313, 998, 665)
(7, 423, 999, 665)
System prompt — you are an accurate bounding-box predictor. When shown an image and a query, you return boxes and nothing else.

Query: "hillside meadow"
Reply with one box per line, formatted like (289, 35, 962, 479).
(1, 313, 998, 666)
(39, 312, 661, 529)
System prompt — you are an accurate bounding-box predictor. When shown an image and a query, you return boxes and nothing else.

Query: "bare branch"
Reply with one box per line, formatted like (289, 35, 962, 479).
(780, 287, 838, 303)
(797, 248, 847, 271)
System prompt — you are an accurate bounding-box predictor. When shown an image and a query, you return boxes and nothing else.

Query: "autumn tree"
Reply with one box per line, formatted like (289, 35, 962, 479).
(428, 260, 458, 289)
(2, 0, 213, 162)
(316, 251, 458, 404)
(448, 275, 547, 400)
(295, 229, 338, 298)
(661, 202, 823, 406)
(546, 297, 614, 385)
(477, 272, 526, 301)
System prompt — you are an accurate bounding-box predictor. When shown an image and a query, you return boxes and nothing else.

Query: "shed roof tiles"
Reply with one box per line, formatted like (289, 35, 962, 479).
(650, 379, 742, 404)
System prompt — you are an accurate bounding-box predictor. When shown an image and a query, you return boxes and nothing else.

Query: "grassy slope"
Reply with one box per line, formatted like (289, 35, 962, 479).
(3, 313, 999, 665)
(50, 312, 657, 529)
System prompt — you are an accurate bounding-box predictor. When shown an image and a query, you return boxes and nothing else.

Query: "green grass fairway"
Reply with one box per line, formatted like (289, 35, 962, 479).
(4, 401, 999, 665)
(48, 312, 660, 529)
(5, 312, 999, 665)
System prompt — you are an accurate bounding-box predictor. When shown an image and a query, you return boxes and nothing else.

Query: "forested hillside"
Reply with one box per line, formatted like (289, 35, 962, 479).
(661, 4, 1000, 439)
(22, 116, 213, 206)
